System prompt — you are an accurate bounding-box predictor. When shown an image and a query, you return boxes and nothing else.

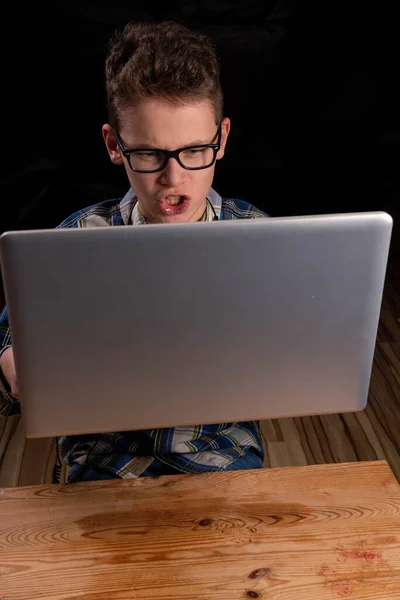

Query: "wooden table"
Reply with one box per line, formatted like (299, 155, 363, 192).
(0, 461, 399, 599)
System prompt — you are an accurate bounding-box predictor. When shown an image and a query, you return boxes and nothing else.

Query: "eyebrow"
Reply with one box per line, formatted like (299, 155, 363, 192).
(127, 138, 213, 149)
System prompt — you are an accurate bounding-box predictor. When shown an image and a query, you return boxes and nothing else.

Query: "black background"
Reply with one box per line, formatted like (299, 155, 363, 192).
(1, 1, 399, 301)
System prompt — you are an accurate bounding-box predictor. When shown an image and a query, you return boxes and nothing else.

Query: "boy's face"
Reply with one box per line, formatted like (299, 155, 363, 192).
(103, 100, 230, 223)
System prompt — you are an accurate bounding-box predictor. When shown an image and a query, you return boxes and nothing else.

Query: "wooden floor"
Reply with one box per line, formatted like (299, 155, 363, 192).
(0, 249, 399, 487)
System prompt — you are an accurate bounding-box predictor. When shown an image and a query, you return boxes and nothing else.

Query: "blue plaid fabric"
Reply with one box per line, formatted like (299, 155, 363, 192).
(0, 187, 268, 481)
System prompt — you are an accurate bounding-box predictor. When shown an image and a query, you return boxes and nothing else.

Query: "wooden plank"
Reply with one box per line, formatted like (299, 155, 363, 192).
(0, 462, 399, 600)
(372, 340, 400, 402)
(310, 416, 335, 463)
(272, 419, 284, 441)
(377, 309, 398, 344)
(0, 417, 26, 488)
(44, 439, 58, 484)
(0, 416, 19, 465)
(18, 437, 54, 487)
(369, 388, 400, 454)
(340, 412, 378, 461)
(267, 441, 293, 467)
(380, 308, 400, 345)
(277, 418, 308, 466)
(365, 404, 400, 481)
(380, 342, 400, 387)
(293, 417, 316, 465)
(319, 414, 358, 463)
(355, 410, 387, 461)
(368, 351, 400, 455)
(259, 419, 278, 442)
(0, 418, 57, 486)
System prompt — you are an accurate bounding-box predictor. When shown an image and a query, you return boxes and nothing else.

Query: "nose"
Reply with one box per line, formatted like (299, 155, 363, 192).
(159, 157, 187, 188)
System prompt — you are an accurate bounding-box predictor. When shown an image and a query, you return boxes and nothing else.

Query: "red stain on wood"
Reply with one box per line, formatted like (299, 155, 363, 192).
(319, 565, 355, 597)
(333, 542, 380, 562)
(330, 579, 355, 597)
(318, 542, 393, 597)
(318, 564, 329, 577)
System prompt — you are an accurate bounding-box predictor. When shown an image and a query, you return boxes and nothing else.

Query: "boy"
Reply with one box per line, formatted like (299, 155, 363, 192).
(0, 21, 267, 482)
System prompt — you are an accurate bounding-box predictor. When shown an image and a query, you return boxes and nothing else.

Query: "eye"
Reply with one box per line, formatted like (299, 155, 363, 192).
(133, 150, 164, 163)
(183, 148, 207, 156)
(136, 151, 159, 158)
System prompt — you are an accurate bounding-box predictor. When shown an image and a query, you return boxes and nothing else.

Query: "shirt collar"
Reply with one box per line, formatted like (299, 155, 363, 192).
(119, 187, 222, 225)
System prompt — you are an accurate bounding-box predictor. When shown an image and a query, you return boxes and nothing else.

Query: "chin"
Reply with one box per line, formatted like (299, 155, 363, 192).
(160, 212, 194, 224)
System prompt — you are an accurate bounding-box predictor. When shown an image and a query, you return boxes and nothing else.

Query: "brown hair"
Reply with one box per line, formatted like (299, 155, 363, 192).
(105, 21, 223, 129)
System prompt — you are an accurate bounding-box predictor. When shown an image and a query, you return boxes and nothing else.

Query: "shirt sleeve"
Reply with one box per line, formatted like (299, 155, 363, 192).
(0, 306, 12, 357)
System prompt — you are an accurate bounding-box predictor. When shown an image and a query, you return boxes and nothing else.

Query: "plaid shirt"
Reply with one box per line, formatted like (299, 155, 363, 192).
(0, 187, 268, 480)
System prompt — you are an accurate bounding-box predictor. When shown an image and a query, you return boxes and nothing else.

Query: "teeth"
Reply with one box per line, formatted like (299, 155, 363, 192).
(166, 196, 182, 205)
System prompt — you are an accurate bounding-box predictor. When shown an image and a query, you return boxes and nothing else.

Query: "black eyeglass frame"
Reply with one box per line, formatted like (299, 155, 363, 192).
(113, 125, 222, 173)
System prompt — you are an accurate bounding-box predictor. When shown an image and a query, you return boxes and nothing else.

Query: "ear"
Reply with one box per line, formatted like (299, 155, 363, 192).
(102, 124, 124, 166)
(216, 117, 231, 161)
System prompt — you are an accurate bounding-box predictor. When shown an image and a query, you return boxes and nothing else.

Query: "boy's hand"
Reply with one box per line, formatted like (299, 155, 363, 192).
(0, 347, 19, 399)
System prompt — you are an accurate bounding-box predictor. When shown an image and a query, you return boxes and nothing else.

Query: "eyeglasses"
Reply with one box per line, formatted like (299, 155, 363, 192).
(114, 125, 222, 173)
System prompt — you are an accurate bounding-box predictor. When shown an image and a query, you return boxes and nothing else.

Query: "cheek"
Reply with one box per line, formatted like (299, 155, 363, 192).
(195, 166, 215, 194)
(184, 169, 215, 211)
(127, 172, 157, 199)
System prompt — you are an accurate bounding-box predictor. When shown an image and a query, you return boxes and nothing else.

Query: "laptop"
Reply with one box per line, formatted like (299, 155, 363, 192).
(0, 212, 392, 438)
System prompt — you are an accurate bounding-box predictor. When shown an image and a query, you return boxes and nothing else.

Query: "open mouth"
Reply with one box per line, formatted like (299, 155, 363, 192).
(166, 195, 184, 206)
(159, 195, 190, 216)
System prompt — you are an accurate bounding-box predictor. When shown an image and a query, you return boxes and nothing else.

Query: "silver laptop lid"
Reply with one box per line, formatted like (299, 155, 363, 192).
(0, 212, 392, 438)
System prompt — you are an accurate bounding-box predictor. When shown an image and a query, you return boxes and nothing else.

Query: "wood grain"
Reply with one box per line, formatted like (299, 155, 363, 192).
(0, 461, 399, 600)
